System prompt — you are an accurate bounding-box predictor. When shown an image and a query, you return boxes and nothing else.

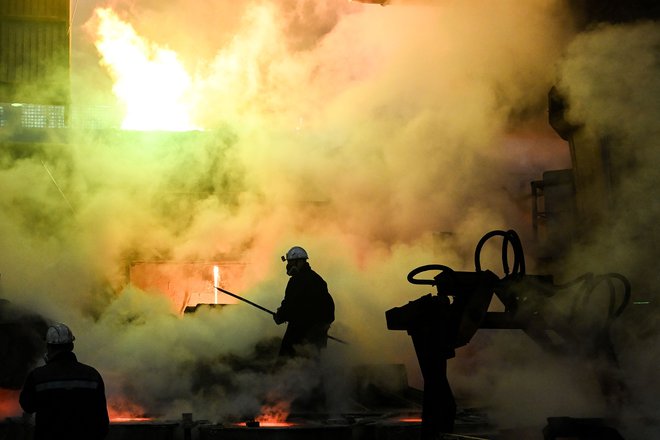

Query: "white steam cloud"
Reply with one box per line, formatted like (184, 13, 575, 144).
(6, 0, 657, 437)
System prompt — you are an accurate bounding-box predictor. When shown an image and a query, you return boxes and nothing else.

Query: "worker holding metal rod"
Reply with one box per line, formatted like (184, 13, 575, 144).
(213, 286, 346, 345)
(273, 246, 336, 359)
(215, 248, 337, 412)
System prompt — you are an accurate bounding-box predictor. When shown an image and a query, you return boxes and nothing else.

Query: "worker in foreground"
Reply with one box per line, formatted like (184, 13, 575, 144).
(19, 323, 109, 440)
(273, 246, 335, 359)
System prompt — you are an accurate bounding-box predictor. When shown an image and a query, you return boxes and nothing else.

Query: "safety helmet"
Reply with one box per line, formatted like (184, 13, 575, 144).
(283, 246, 308, 261)
(46, 323, 75, 345)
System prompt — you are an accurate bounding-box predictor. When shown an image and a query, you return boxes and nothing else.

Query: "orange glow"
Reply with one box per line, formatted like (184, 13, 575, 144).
(259, 420, 297, 427)
(112, 416, 154, 423)
(236, 420, 298, 428)
(0, 389, 21, 418)
(90, 8, 197, 131)
(256, 400, 290, 424)
(398, 417, 422, 423)
(107, 396, 151, 422)
(233, 400, 296, 427)
(128, 261, 246, 313)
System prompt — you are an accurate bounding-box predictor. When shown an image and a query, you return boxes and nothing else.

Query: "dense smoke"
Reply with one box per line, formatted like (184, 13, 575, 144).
(447, 19, 660, 438)
(554, 20, 660, 438)
(14, 0, 659, 433)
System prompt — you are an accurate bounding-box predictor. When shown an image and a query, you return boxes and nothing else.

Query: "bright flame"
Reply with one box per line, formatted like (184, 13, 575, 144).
(91, 8, 198, 131)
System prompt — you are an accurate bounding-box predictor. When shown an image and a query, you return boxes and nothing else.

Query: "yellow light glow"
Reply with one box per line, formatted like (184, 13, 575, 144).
(92, 8, 198, 131)
(213, 266, 220, 304)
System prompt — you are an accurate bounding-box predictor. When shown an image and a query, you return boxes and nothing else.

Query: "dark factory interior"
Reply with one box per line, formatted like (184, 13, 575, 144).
(1, 0, 659, 439)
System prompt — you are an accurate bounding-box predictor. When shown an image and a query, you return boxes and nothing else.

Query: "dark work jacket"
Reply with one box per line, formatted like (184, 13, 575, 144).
(19, 351, 109, 440)
(276, 264, 335, 357)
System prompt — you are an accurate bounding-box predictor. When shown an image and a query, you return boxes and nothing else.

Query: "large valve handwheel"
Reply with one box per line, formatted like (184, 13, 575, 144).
(407, 264, 454, 285)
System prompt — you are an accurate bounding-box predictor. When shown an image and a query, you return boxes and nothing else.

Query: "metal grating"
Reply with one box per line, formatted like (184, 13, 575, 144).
(69, 105, 121, 130)
(0, 103, 65, 128)
(20, 103, 65, 128)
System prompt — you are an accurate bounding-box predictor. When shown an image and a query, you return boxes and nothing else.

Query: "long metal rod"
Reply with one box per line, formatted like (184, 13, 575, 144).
(214, 286, 348, 345)
(215, 286, 276, 315)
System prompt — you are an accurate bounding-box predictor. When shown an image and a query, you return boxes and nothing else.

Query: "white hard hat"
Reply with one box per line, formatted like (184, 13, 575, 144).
(46, 323, 75, 345)
(284, 246, 308, 261)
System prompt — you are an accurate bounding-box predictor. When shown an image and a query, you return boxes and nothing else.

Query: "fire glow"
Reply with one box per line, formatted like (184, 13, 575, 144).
(235, 401, 296, 427)
(237, 420, 298, 428)
(107, 397, 152, 423)
(0, 389, 21, 418)
(111, 416, 154, 423)
(90, 7, 198, 131)
(128, 262, 244, 312)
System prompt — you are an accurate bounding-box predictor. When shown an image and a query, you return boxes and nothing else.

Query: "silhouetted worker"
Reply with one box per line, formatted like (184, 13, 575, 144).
(273, 246, 335, 358)
(19, 323, 109, 440)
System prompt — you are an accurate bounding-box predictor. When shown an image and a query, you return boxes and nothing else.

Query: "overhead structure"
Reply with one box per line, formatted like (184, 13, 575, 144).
(0, 0, 70, 106)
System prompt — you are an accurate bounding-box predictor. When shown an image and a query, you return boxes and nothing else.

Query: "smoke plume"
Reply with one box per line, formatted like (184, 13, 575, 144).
(12, 0, 660, 435)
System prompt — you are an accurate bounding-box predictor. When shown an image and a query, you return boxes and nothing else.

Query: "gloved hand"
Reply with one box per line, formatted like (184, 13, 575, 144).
(273, 310, 285, 325)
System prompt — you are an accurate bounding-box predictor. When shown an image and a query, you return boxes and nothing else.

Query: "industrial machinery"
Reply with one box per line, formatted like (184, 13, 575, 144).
(386, 229, 631, 439)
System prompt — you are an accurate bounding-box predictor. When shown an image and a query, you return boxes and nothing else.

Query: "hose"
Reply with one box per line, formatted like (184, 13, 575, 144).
(474, 229, 526, 277)
(550, 272, 631, 323)
(474, 229, 630, 322)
